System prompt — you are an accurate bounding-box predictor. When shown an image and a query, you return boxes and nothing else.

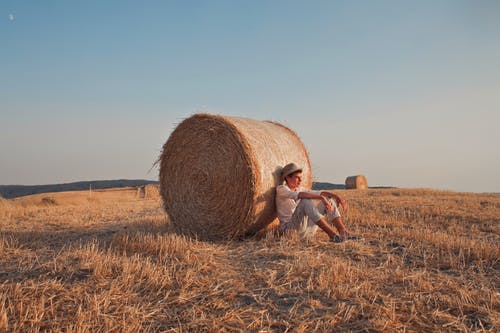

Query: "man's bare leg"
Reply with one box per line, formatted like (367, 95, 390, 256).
(331, 217, 363, 240)
(315, 218, 339, 239)
(331, 217, 350, 237)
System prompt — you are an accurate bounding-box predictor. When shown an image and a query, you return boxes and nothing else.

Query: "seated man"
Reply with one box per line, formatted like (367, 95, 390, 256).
(275, 162, 359, 242)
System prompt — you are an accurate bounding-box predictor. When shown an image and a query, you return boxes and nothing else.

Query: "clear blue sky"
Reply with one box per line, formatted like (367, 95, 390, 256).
(1, 1, 499, 192)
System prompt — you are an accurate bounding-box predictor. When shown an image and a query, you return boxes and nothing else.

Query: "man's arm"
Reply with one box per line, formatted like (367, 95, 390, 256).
(297, 191, 335, 212)
(297, 191, 322, 200)
(298, 191, 348, 213)
(320, 191, 348, 212)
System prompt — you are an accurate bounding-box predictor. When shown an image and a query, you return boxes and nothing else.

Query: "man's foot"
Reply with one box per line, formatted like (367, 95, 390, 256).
(330, 235, 344, 243)
(342, 233, 363, 241)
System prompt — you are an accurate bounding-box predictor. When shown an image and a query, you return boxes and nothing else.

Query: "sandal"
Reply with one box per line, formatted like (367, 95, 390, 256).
(330, 235, 345, 243)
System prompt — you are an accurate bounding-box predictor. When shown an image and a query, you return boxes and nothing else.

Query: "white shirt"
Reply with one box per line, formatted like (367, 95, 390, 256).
(275, 184, 320, 227)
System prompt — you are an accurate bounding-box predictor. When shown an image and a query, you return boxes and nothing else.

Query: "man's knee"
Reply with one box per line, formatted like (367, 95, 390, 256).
(299, 199, 322, 222)
(300, 198, 314, 206)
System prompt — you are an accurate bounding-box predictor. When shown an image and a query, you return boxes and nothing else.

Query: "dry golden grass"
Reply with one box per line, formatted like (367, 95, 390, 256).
(0, 188, 498, 332)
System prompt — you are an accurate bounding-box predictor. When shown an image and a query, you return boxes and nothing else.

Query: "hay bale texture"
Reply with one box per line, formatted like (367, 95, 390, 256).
(345, 175, 368, 190)
(159, 113, 311, 240)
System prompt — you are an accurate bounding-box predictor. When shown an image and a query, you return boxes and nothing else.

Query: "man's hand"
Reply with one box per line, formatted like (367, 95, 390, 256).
(321, 195, 334, 213)
(336, 196, 348, 213)
(322, 191, 348, 213)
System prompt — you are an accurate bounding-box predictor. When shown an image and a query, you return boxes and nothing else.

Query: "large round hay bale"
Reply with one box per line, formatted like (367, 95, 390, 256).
(159, 113, 311, 240)
(345, 175, 368, 190)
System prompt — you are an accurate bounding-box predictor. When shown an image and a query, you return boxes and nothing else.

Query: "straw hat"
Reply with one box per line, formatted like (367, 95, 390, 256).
(281, 162, 302, 181)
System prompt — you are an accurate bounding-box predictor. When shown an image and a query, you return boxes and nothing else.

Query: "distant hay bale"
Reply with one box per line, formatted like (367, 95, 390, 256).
(145, 184, 160, 198)
(159, 113, 311, 240)
(136, 184, 160, 199)
(41, 197, 58, 205)
(345, 175, 368, 190)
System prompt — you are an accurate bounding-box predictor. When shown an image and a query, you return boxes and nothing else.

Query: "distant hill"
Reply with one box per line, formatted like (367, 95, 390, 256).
(312, 182, 345, 190)
(0, 179, 396, 199)
(0, 179, 159, 199)
(312, 182, 396, 191)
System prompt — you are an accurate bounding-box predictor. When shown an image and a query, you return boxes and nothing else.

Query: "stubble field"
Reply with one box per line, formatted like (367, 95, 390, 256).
(0, 187, 498, 332)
